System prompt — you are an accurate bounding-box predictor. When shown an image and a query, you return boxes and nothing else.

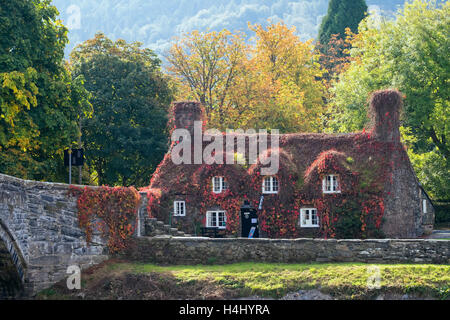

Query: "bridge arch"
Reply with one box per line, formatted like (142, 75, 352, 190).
(0, 219, 26, 298)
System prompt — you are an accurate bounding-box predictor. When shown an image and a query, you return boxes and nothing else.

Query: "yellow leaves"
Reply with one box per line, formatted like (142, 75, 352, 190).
(168, 21, 326, 133)
(167, 28, 248, 124)
(1, 68, 38, 124)
(246, 21, 326, 132)
(0, 68, 40, 153)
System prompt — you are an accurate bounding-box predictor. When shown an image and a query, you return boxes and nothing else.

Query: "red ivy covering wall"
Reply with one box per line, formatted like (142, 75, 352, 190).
(69, 186, 141, 253)
(143, 90, 407, 239)
(143, 131, 403, 239)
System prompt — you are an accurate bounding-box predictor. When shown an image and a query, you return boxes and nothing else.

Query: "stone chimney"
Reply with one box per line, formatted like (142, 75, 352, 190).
(172, 101, 204, 135)
(368, 89, 402, 142)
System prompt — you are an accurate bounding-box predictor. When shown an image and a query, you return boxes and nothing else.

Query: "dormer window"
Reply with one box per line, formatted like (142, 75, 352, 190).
(262, 176, 279, 194)
(174, 201, 186, 216)
(322, 174, 340, 193)
(212, 176, 228, 193)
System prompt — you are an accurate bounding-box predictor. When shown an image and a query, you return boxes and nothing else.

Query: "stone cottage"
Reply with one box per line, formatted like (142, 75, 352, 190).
(144, 90, 434, 239)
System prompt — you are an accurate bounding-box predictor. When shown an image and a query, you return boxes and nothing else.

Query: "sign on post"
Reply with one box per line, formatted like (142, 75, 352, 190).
(64, 149, 84, 167)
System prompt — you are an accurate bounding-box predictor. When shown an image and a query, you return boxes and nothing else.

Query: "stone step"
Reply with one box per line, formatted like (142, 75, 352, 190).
(142, 215, 189, 237)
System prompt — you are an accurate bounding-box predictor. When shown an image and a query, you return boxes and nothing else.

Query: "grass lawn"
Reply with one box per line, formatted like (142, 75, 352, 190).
(38, 261, 450, 300)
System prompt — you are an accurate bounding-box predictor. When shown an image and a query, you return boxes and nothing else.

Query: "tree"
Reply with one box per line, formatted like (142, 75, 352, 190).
(318, 0, 367, 46)
(167, 29, 248, 128)
(317, 0, 367, 80)
(0, 0, 91, 180)
(317, 29, 354, 83)
(167, 23, 326, 133)
(71, 33, 173, 187)
(245, 22, 326, 132)
(331, 0, 450, 199)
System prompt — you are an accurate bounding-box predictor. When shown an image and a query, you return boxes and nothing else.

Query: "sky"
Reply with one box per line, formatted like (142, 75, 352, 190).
(51, 0, 408, 58)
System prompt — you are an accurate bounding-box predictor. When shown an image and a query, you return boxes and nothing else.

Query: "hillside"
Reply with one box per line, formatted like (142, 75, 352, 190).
(52, 0, 408, 58)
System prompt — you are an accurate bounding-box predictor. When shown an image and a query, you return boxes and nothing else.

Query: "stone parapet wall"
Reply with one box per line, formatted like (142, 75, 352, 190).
(124, 237, 450, 265)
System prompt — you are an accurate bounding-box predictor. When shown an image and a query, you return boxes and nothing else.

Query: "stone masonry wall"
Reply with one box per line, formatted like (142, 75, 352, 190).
(382, 147, 435, 238)
(0, 173, 108, 296)
(124, 237, 450, 265)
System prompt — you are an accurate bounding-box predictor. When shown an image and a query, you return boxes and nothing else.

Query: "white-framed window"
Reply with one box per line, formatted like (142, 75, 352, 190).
(212, 176, 228, 193)
(322, 174, 340, 193)
(173, 201, 186, 216)
(300, 208, 319, 227)
(423, 199, 427, 214)
(262, 176, 279, 194)
(206, 210, 226, 229)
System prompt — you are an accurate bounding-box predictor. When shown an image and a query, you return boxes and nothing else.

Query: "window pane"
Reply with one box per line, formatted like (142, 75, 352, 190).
(272, 177, 279, 191)
(332, 175, 337, 191)
(207, 212, 212, 227)
(212, 212, 217, 227)
(218, 212, 226, 227)
(265, 178, 271, 191)
(175, 201, 184, 216)
(301, 209, 309, 226)
(213, 177, 220, 192)
(312, 209, 318, 225)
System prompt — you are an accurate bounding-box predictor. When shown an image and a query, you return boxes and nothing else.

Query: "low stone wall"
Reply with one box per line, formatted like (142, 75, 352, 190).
(124, 237, 450, 265)
(0, 173, 108, 296)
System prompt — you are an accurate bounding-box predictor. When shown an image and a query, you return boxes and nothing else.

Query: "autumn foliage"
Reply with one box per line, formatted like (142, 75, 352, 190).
(69, 185, 141, 253)
(167, 22, 326, 133)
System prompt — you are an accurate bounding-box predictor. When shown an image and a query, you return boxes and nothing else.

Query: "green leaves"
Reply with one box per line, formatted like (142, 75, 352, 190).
(0, 0, 91, 181)
(318, 0, 368, 47)
(71, 33, 174, 187)
(332, 0, 450, 199)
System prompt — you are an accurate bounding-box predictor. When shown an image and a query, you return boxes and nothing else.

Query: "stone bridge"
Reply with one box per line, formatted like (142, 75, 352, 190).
(0, 173, 109, 298)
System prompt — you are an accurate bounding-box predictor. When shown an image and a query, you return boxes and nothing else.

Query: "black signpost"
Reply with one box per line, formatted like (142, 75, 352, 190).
(64, 148, 84, 167)
(240, 200, 259, 238)
(64, 148, 84, 184)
